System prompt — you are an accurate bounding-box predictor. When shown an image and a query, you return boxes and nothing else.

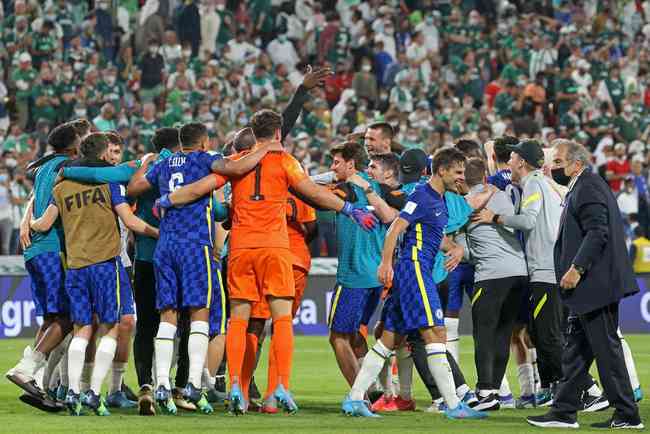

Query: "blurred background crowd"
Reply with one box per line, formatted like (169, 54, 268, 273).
(1, 0, 650, 257)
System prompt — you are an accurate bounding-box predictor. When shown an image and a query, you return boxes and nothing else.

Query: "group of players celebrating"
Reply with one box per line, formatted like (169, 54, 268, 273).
(3, 85, 645, 425)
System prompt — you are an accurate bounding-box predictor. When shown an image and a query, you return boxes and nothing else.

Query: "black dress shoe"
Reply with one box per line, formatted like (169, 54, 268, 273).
(591, 414, 644, 430)
(527, 411, 579, 429)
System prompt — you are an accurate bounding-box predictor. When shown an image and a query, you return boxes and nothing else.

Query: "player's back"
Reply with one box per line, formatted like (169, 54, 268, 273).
(52, 180, 121, 268)
(399, 182, 448, 264)
(229, 150, 306, 250)
(24, 155, 68, 261)
(146, 150, 220, 246)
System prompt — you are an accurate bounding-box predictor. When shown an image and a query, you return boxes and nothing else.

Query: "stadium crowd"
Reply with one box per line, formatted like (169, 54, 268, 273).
(2, 0, 650, 255)
(0, 0, 648, 430)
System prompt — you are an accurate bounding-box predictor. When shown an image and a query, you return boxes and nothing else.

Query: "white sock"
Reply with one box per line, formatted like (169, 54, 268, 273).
(587, 382, 602, 397)
(17, 349, 46, 378)
(530, 348, 540, 394)
(81, 362, 93, 392)
(188, 321, 209, 388)
(350, 341, 392, 401)
(202, 367, 215, 389)
(444, 317, 460, 363)
(378, 359, 393, 397)
(109, 361, 127, 394)
(396, 346, 413, 400)
(42, 340, 67, 390)
(67, 337, 89, 394)
(499, 376, 511, 397)
(456, 383, 470, 399)
(619, 335, 640, 390)
(518, 363, 534, 396)
(91, 336, 118, 395)
(155, 322, 177, 390)
(425, 342, 460, 409)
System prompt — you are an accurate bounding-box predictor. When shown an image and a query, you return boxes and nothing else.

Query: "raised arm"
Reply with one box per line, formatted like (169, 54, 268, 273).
(166, 174, 223, 207)
(127, 154, 157, 197)
(347, 173, 398, 224)
(30, 204, 59, 233)
(210, 142, 281, 177)
(63, 162, 139, 184)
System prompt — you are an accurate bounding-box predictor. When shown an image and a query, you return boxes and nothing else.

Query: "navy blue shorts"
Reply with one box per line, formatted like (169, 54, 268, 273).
(383, 259, 444, 335)
(154, 241, 219, 311)
(25, 251, 68, 317)
(65, 257, 130, 325)
(446, 262, 475, 312)
(209, 261, 227, 337)
(328, 284, 383, 334)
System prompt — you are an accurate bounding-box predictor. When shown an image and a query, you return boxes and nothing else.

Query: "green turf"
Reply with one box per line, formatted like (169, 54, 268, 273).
(0, 336, 648, 433)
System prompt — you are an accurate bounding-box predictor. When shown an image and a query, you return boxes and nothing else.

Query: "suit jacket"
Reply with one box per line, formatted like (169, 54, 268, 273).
(554, 168, 638, 314)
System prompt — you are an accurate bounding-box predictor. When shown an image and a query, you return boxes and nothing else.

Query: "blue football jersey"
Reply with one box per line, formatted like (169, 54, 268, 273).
(398, 183, 448, 263)
(145, 150, 222, 246)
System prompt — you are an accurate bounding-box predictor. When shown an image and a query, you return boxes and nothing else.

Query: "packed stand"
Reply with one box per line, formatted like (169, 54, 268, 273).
(2, 0, 650, 254)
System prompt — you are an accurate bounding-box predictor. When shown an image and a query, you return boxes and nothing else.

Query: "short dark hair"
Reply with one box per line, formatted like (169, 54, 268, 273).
(455, 139, 483, 158)
(47, 123, 79, 152)
(634, 225, 646, 238)
(250, 109, 282, 140)
(179, 122, 207, 148)
(152, 127, 180, 152)
(371, 152, 400, 178)
(80, 132, 111, 160)
(464, 157, 487, 187)
(431, 147, 466, 174)
(493, 135, 518, 163)
(233, 127, 256, 152)
(69, 118, 92, 138)
(104, 131, 124, 147)
(330, 141, 368, 170)
(367, 122, 394, 140)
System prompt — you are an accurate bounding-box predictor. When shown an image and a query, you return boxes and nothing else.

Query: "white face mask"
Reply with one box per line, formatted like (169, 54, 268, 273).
(183, 49, 192, 57)
(64, 71, 73, 80)
(106, 76, 116, 85)
(216, 4, 224, 11)
(149, 46, 159, 54)
(362, 64, 371, 72)
(75, 108, 86, 117)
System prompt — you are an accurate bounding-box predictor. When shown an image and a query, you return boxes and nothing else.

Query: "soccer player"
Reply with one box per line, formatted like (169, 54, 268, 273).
(126, 122, 277, 415)
(29, 132, 159, 415)
(6, 122, 79, 411)
(58, 127, 182, 414)
(326, 141, 396, 393)
(364, 122, 395, 156)
(158, 110, 377, 415)
(462, 157, 529, 411)
(342, 147, 486, 420)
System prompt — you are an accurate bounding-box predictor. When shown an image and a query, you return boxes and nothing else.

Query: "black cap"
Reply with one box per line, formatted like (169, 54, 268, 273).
(506, 139, 545, 169)
(399, 149, 428, 184)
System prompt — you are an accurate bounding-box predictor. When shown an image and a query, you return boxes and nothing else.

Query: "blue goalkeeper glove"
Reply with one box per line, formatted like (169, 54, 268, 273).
(341, 201, 379, 231)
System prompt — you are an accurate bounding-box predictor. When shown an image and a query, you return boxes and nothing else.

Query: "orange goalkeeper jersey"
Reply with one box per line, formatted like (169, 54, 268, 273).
(229, 149, 307, 250)
(286, 193, 316, 271)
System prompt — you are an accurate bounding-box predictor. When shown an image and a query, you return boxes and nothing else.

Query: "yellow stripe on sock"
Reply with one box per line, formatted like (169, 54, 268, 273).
(533, 293, 548, 320)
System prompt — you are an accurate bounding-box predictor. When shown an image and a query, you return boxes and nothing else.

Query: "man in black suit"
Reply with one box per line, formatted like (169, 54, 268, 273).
(527, 139, 643, 430)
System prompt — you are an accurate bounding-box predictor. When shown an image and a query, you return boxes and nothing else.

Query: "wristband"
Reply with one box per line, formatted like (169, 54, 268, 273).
(492, 214, 500, 224)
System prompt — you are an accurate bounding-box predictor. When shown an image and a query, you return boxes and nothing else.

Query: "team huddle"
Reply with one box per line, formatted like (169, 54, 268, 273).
(3, 109, 645, 426)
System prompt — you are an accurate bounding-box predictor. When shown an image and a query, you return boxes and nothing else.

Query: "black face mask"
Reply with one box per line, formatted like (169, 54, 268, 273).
(552, 167, 571, 186)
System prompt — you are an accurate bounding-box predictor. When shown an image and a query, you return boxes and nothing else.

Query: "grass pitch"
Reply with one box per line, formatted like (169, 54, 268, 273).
(0, 335, 648, 433)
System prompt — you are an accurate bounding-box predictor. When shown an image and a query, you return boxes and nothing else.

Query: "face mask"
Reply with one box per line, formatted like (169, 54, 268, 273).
(278, 35, 287, 43)
(0, 174, 7, 183)
(106, 76, 116, 85)
(183, 49, 192, 57)
(216, 4, 224, 11)
(211, 104, 221, 113)
(551, 167, 571, 186)
(238, 115, 248, 125)
(64, 71, 73, 80)
(74, 108, 86, 117)
(426, 17, 433, 25)
(183, 114, 193, 122)
(362, 64, 371, 72)
(385, 28, 394, 35)
(5, 158, 17, 168)
(149, 46, 159, 54)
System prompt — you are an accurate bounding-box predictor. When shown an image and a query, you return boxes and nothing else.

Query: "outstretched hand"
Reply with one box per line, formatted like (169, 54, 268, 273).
(302, 65, 333, 89)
